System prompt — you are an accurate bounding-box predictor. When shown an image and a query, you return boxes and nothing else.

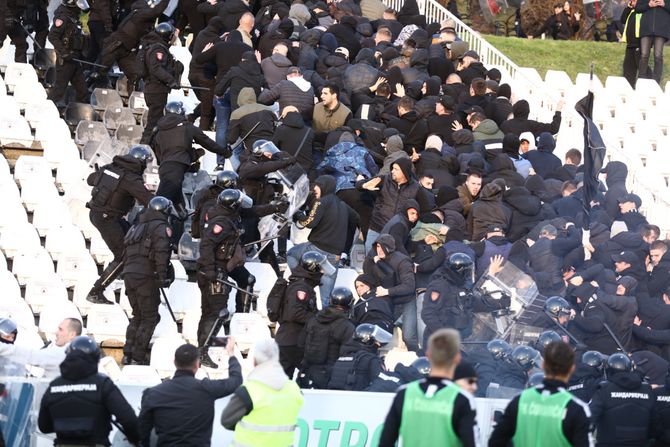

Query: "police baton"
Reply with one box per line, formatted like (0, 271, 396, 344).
(18, 22, 43, 50)
(203, 308, 232, 348)
(111, 417, 140, 447)
(216, 277, 259, 299)
(243, 234, 281, 247)
(603, 322, 628, 355)
(179, 85, 210, 91)
(72, 58, 108, 69)
(159, 288, 177, 323)
(543, 310, 584, 347)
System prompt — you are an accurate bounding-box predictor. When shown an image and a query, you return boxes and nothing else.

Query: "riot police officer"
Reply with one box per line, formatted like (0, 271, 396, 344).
(534, 330, 563, 354)
(422, 252, 510, 346)
(139, 22, 183, 144)
(590, 353, 655, 446)
(5, 0, 48, 63)
(191, 171, 240, 239)
(196, 189, 252, 367)
(86, 145, 154, 304)
(300, 287, 356, 388)
(38, 336, 141, 446)
(652, 367, 670, 445)
(462, 339, 518, 398)
(48, 0, 89, 104)
(328, 323, 392, 391)
(276, 251, 326, 377)
(122, 196, 174, 365)
(567, 350, 607, 402)
(151, 101, 230, 212)
(91, 0, 167, 88)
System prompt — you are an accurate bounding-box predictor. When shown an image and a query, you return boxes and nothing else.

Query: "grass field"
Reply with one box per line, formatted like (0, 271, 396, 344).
(483, 35, 670, 87)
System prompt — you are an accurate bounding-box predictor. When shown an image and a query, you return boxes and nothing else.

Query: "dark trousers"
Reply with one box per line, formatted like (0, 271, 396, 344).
(623, 46, 640, 88)
(188, 71, 215, 130)
(279, 345, 303, 378)
(639, 35, 667, 83)
(196, 272, 230, 346)
(89, 211, 129, 261)
(124, 274, 161, 361)
(98, 39, 141, 86)
(49, 59, 88, 103)
(156, 161, 188, 207)
(229, 265, 252, 312)
(337, 188, 373, 238)
(8, 24, 28, 63)
(141, 90, 168, 143)
(87, 20, 109, 63)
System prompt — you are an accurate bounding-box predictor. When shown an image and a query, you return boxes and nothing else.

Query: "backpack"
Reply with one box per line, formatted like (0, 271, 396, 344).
(266, 277, 289, 322)
(303, 319, 330, 365)
(328, 351, 368, 391)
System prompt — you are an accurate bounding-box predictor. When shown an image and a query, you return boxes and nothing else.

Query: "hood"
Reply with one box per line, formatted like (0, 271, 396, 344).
(320, 32, 338, 52)
(512, 99, 530, 120)
(315, 175, 337, 196)
(324, 53, 349, 68)
(339, 15, 358, 31)
(375, 233, 396, 254)
(277, 18, 295, 38)
(385, 135, 405, 154)
(491, 154, 515, 172)
(289, 263, 322, 287)
(474, 119, 502, 137)
(403, 198, 420, 214)
(59, 350, 98, 380)
(113, 154, 145, 174)
(355, 273, 377, 288)
(405, 81, 423, 100)
(316, 306, 351, 323)
(282, 111, 304, 128)
(301, 28, 323, 47)
(269, 53, 292, 68)
(424, 76, 441, 96)
(289, 76, 313, 92)
(480, 178, 505, 201)
(157, 113, 187, 130)
(453, 129, 474, 145)
(354, 48, 377, 66)
(503, 186, 541, 215)
(289, 3, 311, 25)
(524, 174, 551, 202)
(409, 48, 428, 68)
(502, 133, 520, 158)
(392, 157, 414, 183)
(247, 360, 289, 391)
(139, 208, 168, 223)
(536, 132, 556, 153)
(437, 185, 459, 207)
(407, 29, 429, 48)
(237, 87, 258, 107)
(205, 16, 226, 34)
(609, 371, 643, 390)
(603, 161, 628, 186)
(239, 58, 262, 76)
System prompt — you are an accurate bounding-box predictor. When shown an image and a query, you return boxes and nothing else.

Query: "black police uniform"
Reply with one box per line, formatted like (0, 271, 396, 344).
(47, 3, 88, 103)
(367, 362, 424, 393)
(590, 370, 655, 446)
(300, 306, 355, 388)
(461, 348, 527, 398)
(140, 32, 182, 144)
(275, 265, 320, 377)
(567, 361, 605, 402)
(151, 113, 230, 207)
(122, 208, 172, 363)
(94, 0, 167, 87)
(195, 204, 243, 347)
(328, 339, 385, 391)
(87, 0, 114, 62)
(652, 375, 670, 446)
(5, 0, 47, 63)
(38, 350, 140, 445)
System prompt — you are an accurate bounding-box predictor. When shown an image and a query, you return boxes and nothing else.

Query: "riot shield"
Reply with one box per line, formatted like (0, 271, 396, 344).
(467, 261, 545, 343)
(255, 165, 310, 257)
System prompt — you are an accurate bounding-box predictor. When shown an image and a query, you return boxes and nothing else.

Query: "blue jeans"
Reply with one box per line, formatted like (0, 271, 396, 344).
(213, 93, 231, 165)
(416, 292, 426, 350)
(365, 229, 381, 256)
(287, 242, 337, 308)
(394, 299, 419, 352)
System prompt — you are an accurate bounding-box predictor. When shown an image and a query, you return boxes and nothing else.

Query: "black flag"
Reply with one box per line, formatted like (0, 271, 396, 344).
(575, 90, 606, 228)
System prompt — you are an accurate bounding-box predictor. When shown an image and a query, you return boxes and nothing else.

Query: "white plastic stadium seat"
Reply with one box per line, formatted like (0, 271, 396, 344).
(0, 115, 33, 146)
(87, 303, 129, 343)
(0, 96, 22, 119)
(25, 273, 69, 315)
(244, 262, 278, 318)
(166, 280, 200, 321)
(117, 365, 162, 386)
(0, 295, 36, 331)
(0, 201, 28, 234)
(180, 307, 201, 344)
(20, 178, 59, 212)
(43, 134, 80, 171)
(57, 160, 92, 194)
(14, 155, 53, 187)
(75, 120, 111, 146)
(33, 200, 73, 238)
(544, 70, 573, 98)
(149, 335, 185, 378)
(0, 270, 23, 307)
(334, 268, 359, 296)
(13, 326, 46, 351)
(90, 233, 115, 265)
(56, 249, 98, 287)
(635, 78, 664, 105)
(4, 63, 39, 93)
(12, 246, 54, 285)
(229, 313, 271, 352)
(0, 222, 41, 259)
(13, 82, 47, 109)
(46, 225, 87, 262)
(604, 76, 634, 104)
(38, 300, 82, 343)
(24, 100, 59, 128)
(152, 304, 179, 339)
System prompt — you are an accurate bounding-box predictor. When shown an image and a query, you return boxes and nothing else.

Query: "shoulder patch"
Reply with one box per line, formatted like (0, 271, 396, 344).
(431, 291, 440, 301)
(166, 227, 172, 237)
(55, 18, 63, 27)
(296, 290, 307, 301)
(212, 224, 223, 234)
(156, 52, 163, 61)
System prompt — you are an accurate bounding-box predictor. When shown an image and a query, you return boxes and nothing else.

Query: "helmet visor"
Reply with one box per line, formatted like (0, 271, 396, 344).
(238, 192, 254, 209)
(320, 258, 337, 276)
(371, 325, 393, 345)
(76, 0, 90, 10)
(253, 140, 279, 157)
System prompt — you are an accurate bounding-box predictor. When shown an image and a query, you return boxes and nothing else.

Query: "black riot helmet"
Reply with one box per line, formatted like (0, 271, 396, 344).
(217, 189, 253, 211)
(63, 0, 90, 9)
(215, 170, 239, 189)
(251, 140, 279, 158)
(545, 296, 572, 319)
(66, 335, 101, 363)
(606, 353, 633, 378)
(164, 101, 185, 116)
(148, 196, 174, 215)
(447, 252, 475, 287)
(411, 357, 432, 375)
(511, 345, 540, 371)
(0, 318, 18, 345)
(146, 0, 161, 7)
(330, 287, 354, 309)
(487, 339, 512, 360)
(535, 331, 562, 353)
(128, 145, 153, 164)
(354, 324, 393, 346)
(582, 350, 607, 372)
(155, 22, 176, 44)
(301, 251, 326, 273)
(527, 372, 545, 388)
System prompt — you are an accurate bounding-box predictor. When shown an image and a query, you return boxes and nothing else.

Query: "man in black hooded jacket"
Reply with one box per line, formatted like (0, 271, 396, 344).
(601, 161, 629, 220)
(500, 99, 563, 137)
(352, 274, 395, 332)
(380, 199, 420, 256)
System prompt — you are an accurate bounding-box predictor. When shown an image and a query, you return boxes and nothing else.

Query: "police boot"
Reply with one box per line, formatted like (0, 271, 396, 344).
(121, 354, 132, 365)
(200, 349, 219, 369)
(86, 260, 121, 305)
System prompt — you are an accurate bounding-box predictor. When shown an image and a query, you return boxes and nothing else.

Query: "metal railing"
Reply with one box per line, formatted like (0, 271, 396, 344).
(384, 0, 670, 232)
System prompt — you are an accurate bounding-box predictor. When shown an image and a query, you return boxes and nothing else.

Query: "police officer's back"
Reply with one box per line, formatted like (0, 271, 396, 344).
(590, 353, 654, 447)
(489, 341, 593, 447)
(38, 336, 140, 446)
(300, 287, 355, 388)
(191, 171, 239, 239)
(652, 368, 670, 446)
(367, 357, 427, 393)
(328, 323, 391, 391)
(568, 350, 607, 402)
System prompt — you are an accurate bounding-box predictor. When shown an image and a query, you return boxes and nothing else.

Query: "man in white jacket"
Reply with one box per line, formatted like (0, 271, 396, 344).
(0, 318, 82, 378)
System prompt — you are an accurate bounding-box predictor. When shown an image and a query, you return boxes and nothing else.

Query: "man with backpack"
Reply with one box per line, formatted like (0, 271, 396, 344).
(274, 251, 330, 377)
(298, 287, 356, 388)
(328, 323, 392, 391)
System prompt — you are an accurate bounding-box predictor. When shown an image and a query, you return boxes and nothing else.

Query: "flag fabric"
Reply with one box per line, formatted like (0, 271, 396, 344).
(575, 90, 606, 228)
